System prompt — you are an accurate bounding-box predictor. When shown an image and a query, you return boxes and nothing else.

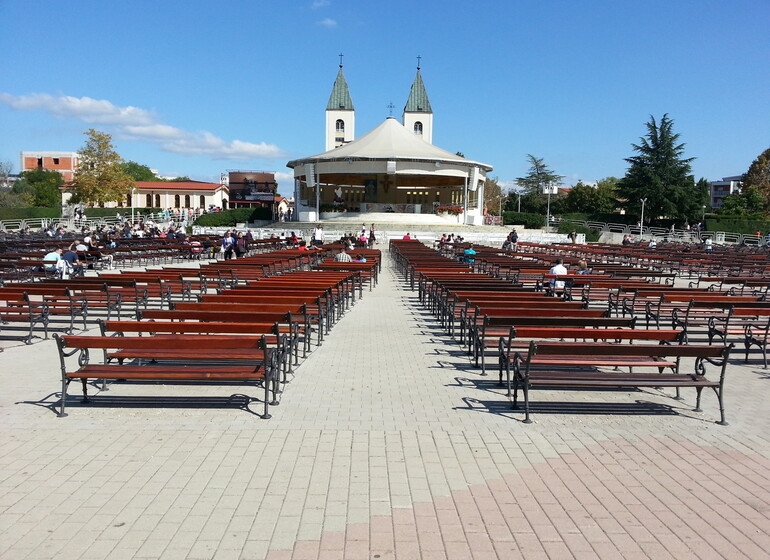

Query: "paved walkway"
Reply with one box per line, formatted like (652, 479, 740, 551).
(1, 255, 769, 559)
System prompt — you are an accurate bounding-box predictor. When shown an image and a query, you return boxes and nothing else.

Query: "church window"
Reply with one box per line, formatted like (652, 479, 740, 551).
(145, 194, 152, 207)
(336, 119, 345, 132)
(156, 194, 162, 207)
(414, 121, 423, 135)
(184, 195, 191, 208)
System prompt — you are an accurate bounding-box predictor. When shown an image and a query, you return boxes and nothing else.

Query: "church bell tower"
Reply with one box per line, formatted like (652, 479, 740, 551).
(325, 55, 355, 151)
(402, 57, 433, 144)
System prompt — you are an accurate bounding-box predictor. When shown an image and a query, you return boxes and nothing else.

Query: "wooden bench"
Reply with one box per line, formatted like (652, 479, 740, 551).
(509, 341, 732, 424)
(0, 292, 49, 344)
(53, 334, 279, 419)
(498, 326, 683, 386)
(99, 318, 298, 381)
(469, 311, 630, 375)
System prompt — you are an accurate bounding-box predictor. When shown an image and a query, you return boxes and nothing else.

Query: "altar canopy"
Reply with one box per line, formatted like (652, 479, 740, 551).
(287, 117, 493, 223)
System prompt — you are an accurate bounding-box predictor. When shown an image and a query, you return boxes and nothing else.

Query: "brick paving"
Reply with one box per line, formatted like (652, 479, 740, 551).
(0, 253, 769, 559)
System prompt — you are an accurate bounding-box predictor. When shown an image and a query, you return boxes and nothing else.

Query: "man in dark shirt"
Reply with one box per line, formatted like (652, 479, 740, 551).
(61, 250, 85, 277)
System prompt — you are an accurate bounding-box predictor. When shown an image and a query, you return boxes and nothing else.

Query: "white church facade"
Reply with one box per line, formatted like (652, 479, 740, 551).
(288, 62, 492, 224)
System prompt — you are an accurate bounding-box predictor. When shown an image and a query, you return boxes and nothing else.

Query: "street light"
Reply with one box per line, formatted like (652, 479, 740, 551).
(131, 187, 136, 224)
(640, 197, 647, 238)
(544, 182, 555, 233)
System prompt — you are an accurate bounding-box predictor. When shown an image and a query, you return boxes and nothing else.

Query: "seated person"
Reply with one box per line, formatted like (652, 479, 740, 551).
(576, 260, 591, 275)
(334, 248, 352, 262)
(462, 244, 477, 263)
(41, 248, 63, 273)
(548, 258, 568, 295)
(60, 250, 85, 278)
(353, 254, 367, 263)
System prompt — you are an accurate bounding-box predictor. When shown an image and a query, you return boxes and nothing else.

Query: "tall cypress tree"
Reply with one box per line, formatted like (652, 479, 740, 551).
(618, 114, 701, 222)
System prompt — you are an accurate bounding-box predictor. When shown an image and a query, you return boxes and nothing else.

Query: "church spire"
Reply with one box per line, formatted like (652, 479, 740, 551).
(403, 65, 432, 113)
(326, 65, 354, 111)
(403, 59, 433, 144)
(325, 57, 355, 150)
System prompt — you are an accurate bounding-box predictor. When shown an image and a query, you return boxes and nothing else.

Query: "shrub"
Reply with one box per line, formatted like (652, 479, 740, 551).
(319, 204, 346, 212)
(436, 205, 464, 215)
(705, 216, 770, 235)
(502, 211, 546, 229)
(557, 221, 601, 242)
(0, 207, 61, 220)
(193, 208, 272, 227)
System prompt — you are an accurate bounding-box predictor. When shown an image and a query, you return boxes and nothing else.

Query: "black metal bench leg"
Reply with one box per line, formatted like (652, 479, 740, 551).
(713, 386, 728, 426)
(81, 379, 90, 403)
(522, 383, 532, 424)
(58, 378, 69, 417)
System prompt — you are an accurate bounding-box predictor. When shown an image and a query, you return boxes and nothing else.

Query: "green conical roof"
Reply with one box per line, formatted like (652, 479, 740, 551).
(403, 69, 432, 113)
(326, 68, 354, 111)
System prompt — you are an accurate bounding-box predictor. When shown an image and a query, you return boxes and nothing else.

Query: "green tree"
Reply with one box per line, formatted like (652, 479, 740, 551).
(741, 147, 770, 211)
(563, 181, 597, 213)
(120, 161, 158, 182)
(168, 176, 192, 182)
(594, 177, 619, 213)
(12, 168, 63, 207)
(483, 177, 505, 215)
(69, 129, 134, 206)
(0, 190, 30, 207)
(718, 186, 765, 216)
(0, 161, 13, 188)
(515, 154, 564, 194)
(617, 114, 700, 223)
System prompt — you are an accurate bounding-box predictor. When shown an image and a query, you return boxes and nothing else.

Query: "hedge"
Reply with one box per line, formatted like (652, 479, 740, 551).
(705, 217, 770, 235)
(557, 222, 601, 242)
(193, 208, 272, 227)
(502, 211, 547, 229)
(0, 207, 61, 220)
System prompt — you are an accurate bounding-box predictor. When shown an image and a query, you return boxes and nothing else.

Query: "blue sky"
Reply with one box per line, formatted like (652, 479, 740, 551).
(1, 0, 768, 196)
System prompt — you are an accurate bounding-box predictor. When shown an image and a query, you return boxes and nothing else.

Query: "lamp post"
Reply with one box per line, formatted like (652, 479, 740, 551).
(544, 182, 554, 233)
(131, 187, 136, 224)
(640, 197, 647, 238)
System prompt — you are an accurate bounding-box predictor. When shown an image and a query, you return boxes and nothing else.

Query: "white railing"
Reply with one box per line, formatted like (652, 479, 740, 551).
(558, 218, 760, 246)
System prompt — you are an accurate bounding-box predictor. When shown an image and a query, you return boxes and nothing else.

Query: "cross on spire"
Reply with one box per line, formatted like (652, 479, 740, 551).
(417, 54, 421, 70)
(387, 102, 395, 116)
(338, 53, 344, 68)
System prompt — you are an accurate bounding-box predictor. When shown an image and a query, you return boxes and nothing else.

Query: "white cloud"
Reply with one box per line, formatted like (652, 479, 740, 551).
(311, 0, 330, 8)
(316, 17, 337, 27)
(0, 93, 155, 126)
(0, 93, 286, 160)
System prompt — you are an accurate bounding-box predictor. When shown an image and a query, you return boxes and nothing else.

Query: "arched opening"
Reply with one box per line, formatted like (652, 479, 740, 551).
(126, 193, 132, 207)
(155, 194, 161, 207)
(336, 119, 345, 132)
(174, 194, 180, 208)
(222, 199, 228, 210)
(145, 194, 152, 207)
(200, 195, 205, 208)
(414, 121, 423, 135)
(184, 195, 191, 208)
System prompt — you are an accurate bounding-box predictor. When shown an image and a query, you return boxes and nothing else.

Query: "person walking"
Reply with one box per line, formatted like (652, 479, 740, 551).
(222, 230, 235, 260)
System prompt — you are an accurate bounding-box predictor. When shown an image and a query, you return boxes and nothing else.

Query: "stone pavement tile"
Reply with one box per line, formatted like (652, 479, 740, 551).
(289, 540, 320, 560)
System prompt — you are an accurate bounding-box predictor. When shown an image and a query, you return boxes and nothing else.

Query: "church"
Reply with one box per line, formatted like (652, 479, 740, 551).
(287, 61, 493, 224)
